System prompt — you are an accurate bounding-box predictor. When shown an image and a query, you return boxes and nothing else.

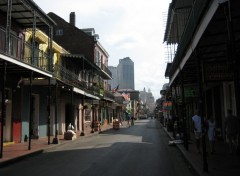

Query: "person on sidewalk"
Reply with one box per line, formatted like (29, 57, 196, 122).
(192, 111, 202, 153)
(127, 114, 130, 127)
(207, 116, 216, 154)
(131, 115, 134, 126)
(120, 116, 123, 126)
(224, 109, 239, 154)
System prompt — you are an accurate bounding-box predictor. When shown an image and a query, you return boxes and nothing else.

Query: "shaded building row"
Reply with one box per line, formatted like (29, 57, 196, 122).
(161, 0, 240, 172)
(0, 0, 125, 158)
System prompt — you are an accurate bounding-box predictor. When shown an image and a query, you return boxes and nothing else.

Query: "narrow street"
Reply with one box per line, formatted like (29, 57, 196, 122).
(0, 119, 195, 176)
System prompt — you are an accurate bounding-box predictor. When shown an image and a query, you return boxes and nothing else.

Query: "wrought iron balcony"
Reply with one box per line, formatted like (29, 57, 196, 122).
(104, 90, 115, 101)
(96, 62, 112, 79)
(54, 64, 87, 89)
(54, 64, 102, 97)
(0, 28, 51, 72)
(101, 63, 112, 77)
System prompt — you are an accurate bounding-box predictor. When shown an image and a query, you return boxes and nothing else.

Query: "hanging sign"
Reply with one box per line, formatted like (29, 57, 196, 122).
(163, 101, 172, 110)
(204, 63, 233, 81)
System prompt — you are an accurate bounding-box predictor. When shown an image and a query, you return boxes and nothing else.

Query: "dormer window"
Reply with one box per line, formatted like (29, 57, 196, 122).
(56, 29, 63, 36)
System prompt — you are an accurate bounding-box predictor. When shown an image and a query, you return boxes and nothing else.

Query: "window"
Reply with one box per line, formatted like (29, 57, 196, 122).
(56, 29, 63, 36)
(95, 50, 101, 67)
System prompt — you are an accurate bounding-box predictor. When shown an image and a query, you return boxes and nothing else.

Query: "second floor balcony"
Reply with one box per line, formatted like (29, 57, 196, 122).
(104, 90, 115, 101)
(0, 28, 51, 73)
(96, 62, 112, 79)
(54, 64, 102, 97)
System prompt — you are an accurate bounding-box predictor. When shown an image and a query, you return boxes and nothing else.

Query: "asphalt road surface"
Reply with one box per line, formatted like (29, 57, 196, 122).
(0, 119, 195, 176)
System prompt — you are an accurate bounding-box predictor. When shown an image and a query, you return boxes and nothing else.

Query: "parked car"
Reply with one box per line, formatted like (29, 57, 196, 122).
(139, 114, 147, 119)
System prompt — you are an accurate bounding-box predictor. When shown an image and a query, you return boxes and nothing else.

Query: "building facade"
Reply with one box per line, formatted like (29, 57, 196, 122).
(0, 0, 56, 156)
(47, 12, 115, 129)
(163, 0, 240, 170)
(0, 1, 118, 158)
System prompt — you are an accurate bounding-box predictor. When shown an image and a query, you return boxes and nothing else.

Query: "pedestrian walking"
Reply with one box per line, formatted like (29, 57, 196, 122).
(119, 116, 123, 126)
(131, 116, 134, 126)
(192, 111, 202, 153)
(207, 116, 216, 154)
(126, 114, 130, 127)
(224, 109, 239, 154)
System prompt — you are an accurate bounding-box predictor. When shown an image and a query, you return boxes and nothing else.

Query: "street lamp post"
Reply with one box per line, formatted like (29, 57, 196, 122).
(91, 104, 94, 133)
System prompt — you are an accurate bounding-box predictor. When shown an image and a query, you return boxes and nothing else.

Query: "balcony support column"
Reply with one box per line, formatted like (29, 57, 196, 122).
(48, 26, 53, 72)
(0, 61, 7, 158)
(47, 78, 51, 145)
(91, 100, 94, 133)
(174, 84, 179, 118)
(195, 52, 208, 172)
(71, 88, 74, 129)
(31, 10, 36, 65)
(52, 82, 59, 144)
(80, 96, 85, 136)
(28, 71, 33, 150)
(180, 70, 188, 151)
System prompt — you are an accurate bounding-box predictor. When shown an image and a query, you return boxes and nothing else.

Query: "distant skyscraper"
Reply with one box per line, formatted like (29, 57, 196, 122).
(109, 57, 135, 90)
(109, 66, 118, 89)
(117, 57, 134, 90)
(140, 87, 147, 103)
(140, 88, 155, 113)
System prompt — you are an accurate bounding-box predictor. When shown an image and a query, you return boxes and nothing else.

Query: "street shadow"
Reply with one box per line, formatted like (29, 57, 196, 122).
(0, 133, 192, 176)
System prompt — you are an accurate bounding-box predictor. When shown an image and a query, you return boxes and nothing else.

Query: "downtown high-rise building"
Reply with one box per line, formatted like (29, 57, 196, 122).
(109, 57, 134, 90)
(140, 88, 155, 113)
(109, 66, 118, 89)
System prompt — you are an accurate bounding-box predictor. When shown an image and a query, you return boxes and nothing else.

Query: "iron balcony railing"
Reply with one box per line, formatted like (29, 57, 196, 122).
(54, 64, 87, 89)
(104, 90, 115, 100)
(54, 64, 102, 97)
(101, 63, 112, 77)
(96, 62, 112, 78)
(0, 27, 51, 72)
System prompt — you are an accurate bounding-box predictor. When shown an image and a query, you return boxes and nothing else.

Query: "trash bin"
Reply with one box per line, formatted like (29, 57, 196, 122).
(113, 119, 120, 130)
(94, 121, 99, 131)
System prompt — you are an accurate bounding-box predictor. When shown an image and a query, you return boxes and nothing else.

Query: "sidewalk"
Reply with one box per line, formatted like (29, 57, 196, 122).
(0, 123, 115, 168)
(162, 124, 240, 176)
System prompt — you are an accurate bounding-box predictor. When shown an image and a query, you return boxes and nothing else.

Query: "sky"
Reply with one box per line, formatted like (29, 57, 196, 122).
(33, 0, 171, 100)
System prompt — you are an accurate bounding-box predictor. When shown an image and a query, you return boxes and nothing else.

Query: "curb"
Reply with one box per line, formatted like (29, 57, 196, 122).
(0, 126, 113, 168)
(0, 123, 139, 168)
(0, 149, 44, 168)
(161, 124, 202, 176)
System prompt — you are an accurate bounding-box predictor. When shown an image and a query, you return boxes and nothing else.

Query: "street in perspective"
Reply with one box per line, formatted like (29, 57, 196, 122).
(1, 1, 240, 176)
(0, 119, 195, 176)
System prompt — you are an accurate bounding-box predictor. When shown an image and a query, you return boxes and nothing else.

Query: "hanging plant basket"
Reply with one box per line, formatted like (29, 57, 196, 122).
(83, 103, 91, 109)
(83, 105, 88, 109)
